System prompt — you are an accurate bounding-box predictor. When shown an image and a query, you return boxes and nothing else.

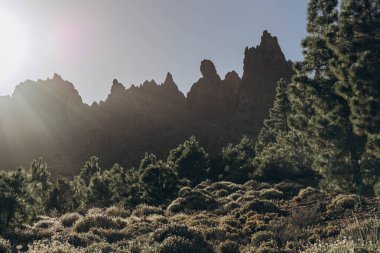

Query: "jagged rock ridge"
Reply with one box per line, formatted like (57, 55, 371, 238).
(0, 31, 293, 175)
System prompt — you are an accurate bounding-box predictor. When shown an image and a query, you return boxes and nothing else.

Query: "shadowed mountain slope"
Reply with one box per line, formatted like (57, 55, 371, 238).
(0, 31, 293, 176)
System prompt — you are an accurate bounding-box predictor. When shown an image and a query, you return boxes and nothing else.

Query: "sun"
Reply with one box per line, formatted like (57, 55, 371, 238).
(0, 10, 27, 79)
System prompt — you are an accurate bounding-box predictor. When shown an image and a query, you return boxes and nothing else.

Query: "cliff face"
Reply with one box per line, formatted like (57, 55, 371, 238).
(187, 60, 237, 119)
(0, 31, 294, 175)
(238, 30, 294, 122)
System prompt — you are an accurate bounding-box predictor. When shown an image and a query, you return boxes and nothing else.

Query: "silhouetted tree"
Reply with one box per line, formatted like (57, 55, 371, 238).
(46, 177, 79, 213)
(78, 156, 101, 187)
(139, 161, 182, 205)
(0, 168, 29, 230)
(215, 136, 255, 183)
(167, 136, 210, 185)
(25, 158, 52, 215)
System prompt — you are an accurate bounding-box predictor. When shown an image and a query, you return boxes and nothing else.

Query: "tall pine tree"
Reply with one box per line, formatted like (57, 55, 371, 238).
(288, 0, 366, 192)
(254, 79, 313, 181)
(331, 0, 380, 193)
(255, 79, 290, 154)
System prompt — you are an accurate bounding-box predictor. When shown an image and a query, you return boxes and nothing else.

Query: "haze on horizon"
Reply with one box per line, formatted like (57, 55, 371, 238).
(0, 0, 307, 104)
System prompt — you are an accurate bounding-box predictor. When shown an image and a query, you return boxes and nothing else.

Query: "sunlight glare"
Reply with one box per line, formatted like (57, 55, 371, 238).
(0, 10, 27, 80)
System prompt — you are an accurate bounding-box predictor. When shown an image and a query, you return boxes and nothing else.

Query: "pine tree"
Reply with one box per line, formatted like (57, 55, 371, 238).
(333, 0, 380, 137)
(216, 136, 255, 183)
(287, 0, 368, 192)
(167, 136, 210, 185)
(331, 0, 380, 193)
(254, 79, 313, 181)
(46, 177, 78, 213)
(78, 156, 101, 187)
(139, 161, 181, 205)
(255, 79, 290, 154)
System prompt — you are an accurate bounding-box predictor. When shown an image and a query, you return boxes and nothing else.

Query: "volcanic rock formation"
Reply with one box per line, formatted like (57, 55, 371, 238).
(0, 31, 294, 175)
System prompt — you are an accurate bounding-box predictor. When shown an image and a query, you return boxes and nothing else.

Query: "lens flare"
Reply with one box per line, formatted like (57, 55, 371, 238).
(0, 10, 27, 80)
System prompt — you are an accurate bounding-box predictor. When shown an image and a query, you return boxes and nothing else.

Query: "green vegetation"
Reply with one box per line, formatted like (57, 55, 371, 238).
(1, 180, 379, 252)
(0, 0, 379, 252)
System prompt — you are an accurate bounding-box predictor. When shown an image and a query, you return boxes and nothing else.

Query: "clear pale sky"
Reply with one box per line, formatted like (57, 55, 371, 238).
(0, 1, 307, 104)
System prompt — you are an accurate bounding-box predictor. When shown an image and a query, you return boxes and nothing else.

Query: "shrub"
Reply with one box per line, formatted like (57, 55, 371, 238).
(27, 240, 81, 253)
(217, 240, 240, 253)
(251, 231, 275, 247)
(33, 219, 58, 229)
(256, 240, 280, 253)
(105, 206, 130, 218)
(328, 194, 363, 211)
(60, 212, 82, 228)
(240, 199, 281, 214)
(302, 239, 380, 253)
(156, 236, 204, 253)
(178, 187, 192, 197)
(258, 188, 283, 199)
(66, 232, 101, 247)
(73, 214, 126, 233)
(224, 201, 241, 212)
(273, 181, 302, 198)
(295, 187, 322, 202)
(339, 218, 380, 244)
(153, 224, 214, 253)
(0, 237, 10, 253)
(91, 228, 131, 243)
(82, 242, 116, 253)
(132, 204, 164, 217)
(167, 191, 219, 213)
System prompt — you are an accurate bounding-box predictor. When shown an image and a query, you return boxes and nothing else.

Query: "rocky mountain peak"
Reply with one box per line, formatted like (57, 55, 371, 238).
(111, 79, 126, 95)
(163, 72, 177, 88)
(259, 30, 281, 53)
(200, 59, 220, 80)
(224, 71, 241, 83)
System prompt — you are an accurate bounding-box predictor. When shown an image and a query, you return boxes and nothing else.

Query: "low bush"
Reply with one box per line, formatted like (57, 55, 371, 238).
(132, 204, 164, 217)
(258, 188, 283, 199)
(240, 199, 281, 214)
(153, 224, 214, 253)
(73, 214, 126, 233)
(251, 231, 276, 247)
(217, 240, 240, 253)
(105, 205, 130, 218)
(0, 237, 10, 253)
(327, 194, 363, 211)
(339, 218, 380, 243)
(60, 212, 82, 227)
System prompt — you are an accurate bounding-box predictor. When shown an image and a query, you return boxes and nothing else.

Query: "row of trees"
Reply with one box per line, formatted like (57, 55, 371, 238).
(0, 136, 258, 231)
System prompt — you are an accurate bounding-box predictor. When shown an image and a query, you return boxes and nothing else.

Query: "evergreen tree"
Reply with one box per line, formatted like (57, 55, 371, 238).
(25, 159, 52, 216)
(139, 161, 181, 205)
(332, 0, 380, 193)
(288, 0, 367, 192)
(216, 136, 255, 183)
(78, 156, 101, 187)
(167, 136, 210, 185)
(86, 170, 114, 208)
(46, 177, 78, 213)
(139, 153, 158, 170)
(333, 0, 380, 137)
(0, 168, 29, 230)
(255, 79, 290, 154)
(254, 78, 313, 181)
(253, 131, 314, 181)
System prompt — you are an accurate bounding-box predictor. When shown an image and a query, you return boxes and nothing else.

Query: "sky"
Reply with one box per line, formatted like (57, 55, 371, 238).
(0, 1, 308, 104)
